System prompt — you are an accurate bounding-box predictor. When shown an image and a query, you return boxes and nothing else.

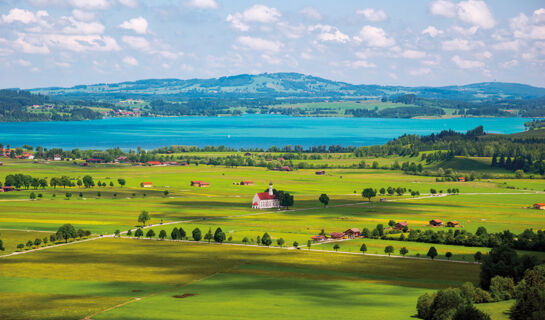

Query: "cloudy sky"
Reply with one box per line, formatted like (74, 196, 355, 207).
(0, 0, 544, 88)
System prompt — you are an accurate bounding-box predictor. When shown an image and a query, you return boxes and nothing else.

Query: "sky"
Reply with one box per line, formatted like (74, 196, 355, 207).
(0, 0, 544, 89)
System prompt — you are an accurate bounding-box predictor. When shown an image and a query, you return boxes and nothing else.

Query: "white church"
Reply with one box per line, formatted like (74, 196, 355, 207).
(252, 183, 280, 209)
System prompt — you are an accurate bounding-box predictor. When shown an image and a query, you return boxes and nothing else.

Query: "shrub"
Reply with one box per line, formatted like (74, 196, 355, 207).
(416, 292, 435, 319)
(428, 288, 465, 320)
(489, 276, 515, 301)
(452, 304, 491, 320)
(510, 264, 545, 320)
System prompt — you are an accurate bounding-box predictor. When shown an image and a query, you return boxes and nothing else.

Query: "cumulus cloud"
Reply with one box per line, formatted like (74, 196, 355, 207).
(71, 9, 95, 21)
(430, 0, 495, 29)
(309, 25, 350, 43)
(122, 56, 138, 66)
(400, 49, 426, 59)
(69, 0, 110, 10)
(185, 0, 218, 9)
(422, 26, 443, 37)
(15, 37, 50, 54)
(226, 5, 281, 31)
(356, 8, 387, 22)
(409, 68, 431, 76)
(441, 38, 483, 51)
(351, 60, 376, 68)
(119, 17, 148, 34)
(510, 11, 545, 40)
(16, 59, 32, 67)
(39, 34, 120, 52)
(492, 40, 520, 51)
(122, 36, 149, 50)
(354, 25, 395, 47)
(63, 17, 105, 34)
(452, 55, 485, 68)
(118, 0, 139, 8)
(301, 7, 321, 20)
(500, 59, 519, 68)
(236, 36, 282, 53)
(1, 8, 43, 24)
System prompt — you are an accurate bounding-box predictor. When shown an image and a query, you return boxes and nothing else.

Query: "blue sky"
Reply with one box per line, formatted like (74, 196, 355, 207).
(0, 0, 544, 88)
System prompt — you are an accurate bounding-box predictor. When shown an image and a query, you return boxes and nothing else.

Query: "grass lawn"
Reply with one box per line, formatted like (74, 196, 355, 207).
(0, 238, 479, 320)
(476, 300, 513, 320)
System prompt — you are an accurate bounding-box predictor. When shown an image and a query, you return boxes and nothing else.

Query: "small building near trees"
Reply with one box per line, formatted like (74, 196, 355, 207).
(140, 182, 153, 188)
(429, 219, 443, 227)
(394, 221, 408, 230)
(344, 228, 361, 238)
(533, 203, 545, 210)
(191, 181, 210, 187)
(446, 221, 459, 228)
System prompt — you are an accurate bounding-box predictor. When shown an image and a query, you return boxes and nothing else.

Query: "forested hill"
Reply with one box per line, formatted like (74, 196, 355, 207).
(29, 73, 545, 101)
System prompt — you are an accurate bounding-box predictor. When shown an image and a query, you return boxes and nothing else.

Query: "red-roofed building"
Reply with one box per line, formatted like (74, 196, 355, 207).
(281, 166, 292, 171)
(252, 183, 279, 209)
(140, 182, 153, 188)
(394, 221, 408, 230)
(315, 170, 325, 175)
(458, 177, 466, 182)
(240, 181, 254, 186)
(311, 235, 326, 242)
(429, 219, 443, 227)
(146, 161, 162, 166)
(330, 232, 345, 239)
(344, 228, 361, 238)
(191, 181, 210, 187)
(534, 203, 545, 210)
(447, 221, 459, 228)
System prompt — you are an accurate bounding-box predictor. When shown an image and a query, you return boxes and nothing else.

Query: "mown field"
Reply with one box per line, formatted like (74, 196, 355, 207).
(0, 157, 543, 319)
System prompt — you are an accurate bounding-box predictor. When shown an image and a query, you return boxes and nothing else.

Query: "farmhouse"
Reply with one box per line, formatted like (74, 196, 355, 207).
(140, 182, 153, 188)
(533, 203, 545, 210)
(86, 158, 105, 164)
(244, 152, 252, 156)
(315, 170, 325, 175)
(281, 166, 292, 171)
(394, 221, 408, 230)
(191, 181, 210, 187)
(252, 183, 279, 209)
(429, 219, 443, 227)
(23, 152, 34, 160)
(344, 228, 361, 238)
(311, 235, 326, 242)
(53, 154, 62, 161)
(458, 177, 466, 182)
(446, 221, 459, 228)
(240, 181, 254, 186)
(1, 186, 15, 192)
(330, 232, 345, 239)
(115, 156, 128, 163)
(146, 161, 162, 166)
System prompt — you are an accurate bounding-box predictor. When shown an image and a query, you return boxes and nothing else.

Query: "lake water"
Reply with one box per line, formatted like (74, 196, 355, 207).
(0, 115, 531, 150)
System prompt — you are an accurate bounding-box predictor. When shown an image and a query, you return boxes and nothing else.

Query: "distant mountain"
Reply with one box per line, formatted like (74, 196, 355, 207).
(29, 72, 545, 101)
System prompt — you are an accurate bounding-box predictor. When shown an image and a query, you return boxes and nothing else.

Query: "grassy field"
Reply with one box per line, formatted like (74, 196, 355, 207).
(0, 238, 479, 320)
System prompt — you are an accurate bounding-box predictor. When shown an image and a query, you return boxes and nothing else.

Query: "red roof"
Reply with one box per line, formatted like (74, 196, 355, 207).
(146, 161, 162, 165)
(535, 203, 545, 206)
(330, 232, 345, 238)
(256, 192, 277, 200)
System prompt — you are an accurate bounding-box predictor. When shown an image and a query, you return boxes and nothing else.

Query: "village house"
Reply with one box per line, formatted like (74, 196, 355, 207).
(344, 228, 361, 239)
(244, 152, 252, 156)
(311, 235, 327, 242)
(394, 221, 409, 230)
(146, 161, 162, 166)
(140, 182, 153, 188)
(446, 221, 459, 228)
(115, 156, 128, 163)
(330, 232, 345, 240)
(1, 186, 15, 192)
(23, 152, 34, 160)
(240, 181, 254, 186)
(191, 181, 210, 187)
(86, 158, 104, 164)
(277, 157, 285, 162)
(458, 177, 466, 182)
(315, 170, 325, 175)
(533, 203, 545, 210)
(252, 183, 279, 209)
(281, 166, 292, 172)
(429, 219, 443, 227)
(53, 154, 62, 161)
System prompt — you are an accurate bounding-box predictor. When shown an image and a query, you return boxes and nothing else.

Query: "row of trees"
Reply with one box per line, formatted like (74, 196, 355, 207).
(3, 174, 126, 190)
(14, 224, 91, 251)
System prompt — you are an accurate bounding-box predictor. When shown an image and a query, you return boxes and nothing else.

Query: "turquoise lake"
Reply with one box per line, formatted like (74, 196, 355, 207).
(0, 115, 532, 150)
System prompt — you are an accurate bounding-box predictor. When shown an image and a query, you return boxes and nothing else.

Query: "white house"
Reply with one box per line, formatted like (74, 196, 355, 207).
(53, 154, 61, 161)
(252, 183, 280, 209)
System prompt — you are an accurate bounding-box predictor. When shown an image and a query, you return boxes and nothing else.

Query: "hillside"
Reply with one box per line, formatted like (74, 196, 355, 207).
(29, 72, 545, 101)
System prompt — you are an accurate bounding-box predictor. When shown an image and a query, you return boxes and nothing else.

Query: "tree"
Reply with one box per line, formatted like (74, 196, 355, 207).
(171, 227, 179, 240)
(362, 188, 377, 201)
(109, 181, 114, 187)
(280, 192, 294, 209)
(360, 243, 367, 254)
(277, 238, 285, 247)
(159, 229, 167, 240)
(138, 210, 151, 226)
(427, 246, 438, 260)
(65, 192, 72, 199)
(293, 241, 299, 248)
(56, 224, 76, 243)
(379, 187, 386, 195)
(127, 229, 132, 237)
(192, 228, 202, 241)
(452, 304, 491, 320)
(400, 247, 408, 257)
(179, 227, 186, 239)
(430, 188, 437, 194)
(510, 265, 545, 320)
(474, 251, 483, 263)
(307, 240, 312, 250)
(385, 245, 394, 256)
(146, 229, 155, 239)
(214, 228, 226, 243)
(118, 178, 126, 187)
(42, 237, 48, 245)
(163, 190, 169, 196)
(29, 192, 36, 200)
(82, 175, 94, 188)
(17, 243, 24, 251)
(388, 220, 396, 228)
(333, 244, 340, 251)
(479, 245, 538, 290)
(261, 232, 272, 246)
(204, 229, 213, 243)
(34, 238, 42, 247)
(242, 237, 249, 245)
(26, 240, 33, 249)
(318, 193, 329, 207)
(49, 234, 56, 243)
(77, 228, 85, 239)
(134, 228, 143, 238)
(515, 169, 524, 179)
(114, 230, 120, 237)
(256, 235, 261, 245)
(376, 224, 384, 237)
(446, 252, 453, 260)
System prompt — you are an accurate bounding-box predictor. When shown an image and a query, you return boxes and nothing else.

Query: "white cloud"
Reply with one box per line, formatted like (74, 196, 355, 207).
(452, 55, 485, 68)
(54, 61, 71, 68)
(351, 60, 376, 68)
(123, 56, 138, 66)
(422, 26, 443, 37)
(16, 59, 32, 67)
(409, 68, 431, 76)
(430, 0, 495, 29)
(180, 64, 194, 72)
(451, 25, 479, 35)
(300, 7, 321, 20)
(441, 38, 483, 51)
(119, 17, 148, 34)
(63, 17, 105, 34)
(510, 12, 545, 40)
(309, 25, 349, 43)
(15, 37, 50, 54)
(39, 34, 120, 52)
(277, 22, 306, 39)
(236, 36, 282, 53)
(69, 0, 110, 10)
(456, 0, 495, 29)
(354, 25, 395, 47)
(261, 53, 281, 65)
(227, 5, 280, 31)
(400, 49, 426, 59)
(122, 36, 149, 50)
(430, 0, 456, 18)
(500, 59, 519, 68)
(476, 51, 492, 59)
(356, 8, 387, 22)
(185, 0, 218, 9)
(2, 8, 39, 24)
(492, 40, 520, 51)
(118, 0, 138, 8)
(71, 9, 95, 21)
